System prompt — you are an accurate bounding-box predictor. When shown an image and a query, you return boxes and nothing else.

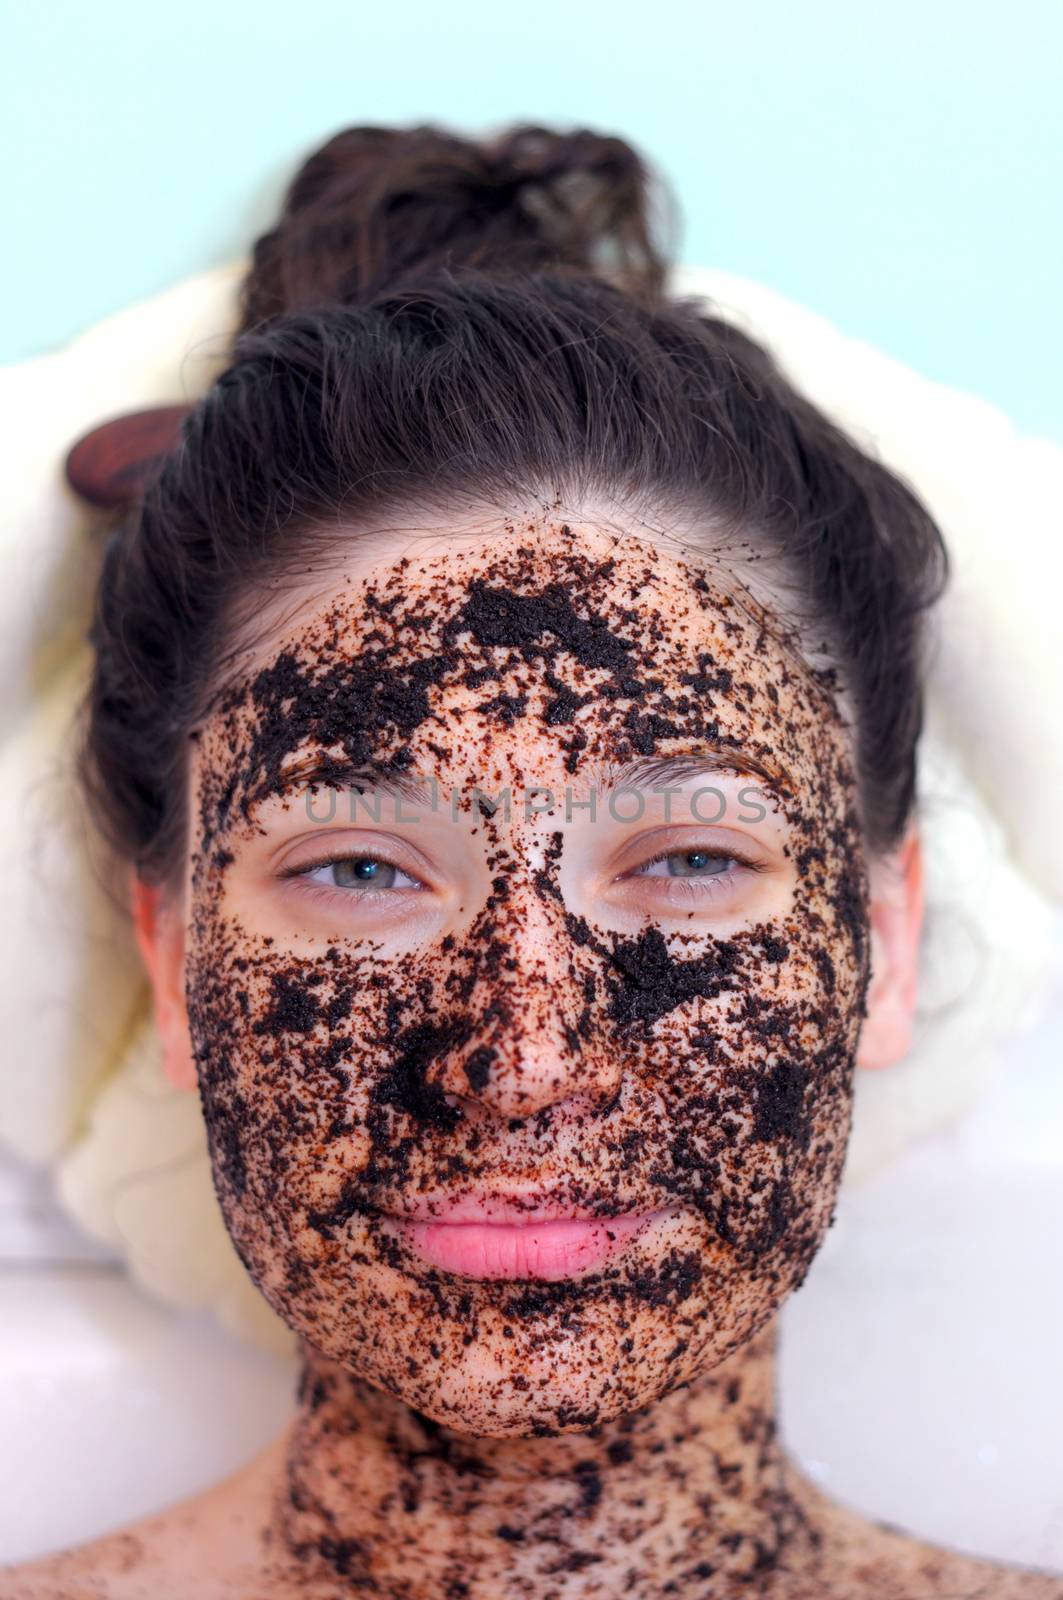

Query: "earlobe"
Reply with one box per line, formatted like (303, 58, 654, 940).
(130, 873, 198, 1092)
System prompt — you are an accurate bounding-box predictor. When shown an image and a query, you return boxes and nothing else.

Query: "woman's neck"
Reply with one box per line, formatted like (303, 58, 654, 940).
(262, 1321, 824, 1596)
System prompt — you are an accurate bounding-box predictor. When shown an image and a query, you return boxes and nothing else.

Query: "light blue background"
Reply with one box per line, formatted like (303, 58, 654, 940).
(3, 0, 1061, 440)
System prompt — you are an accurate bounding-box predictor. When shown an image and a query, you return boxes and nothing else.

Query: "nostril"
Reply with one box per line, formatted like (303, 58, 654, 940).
(463, 1046, 497, 1093)
(596, 1079, 624, 1117)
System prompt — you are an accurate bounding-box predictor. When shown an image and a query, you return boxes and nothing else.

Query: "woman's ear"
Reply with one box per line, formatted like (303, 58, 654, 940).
(856, 823, 924, 1072)
(130, 873, 198, 1092)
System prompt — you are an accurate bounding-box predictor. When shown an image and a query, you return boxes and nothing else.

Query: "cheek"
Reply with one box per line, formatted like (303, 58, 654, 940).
(185, 916, 395, 1244)
(598, 913, 860, 1268)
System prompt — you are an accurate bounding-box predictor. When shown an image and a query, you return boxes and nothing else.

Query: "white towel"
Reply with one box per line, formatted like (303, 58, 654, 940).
(1, 262, 1059, 1354)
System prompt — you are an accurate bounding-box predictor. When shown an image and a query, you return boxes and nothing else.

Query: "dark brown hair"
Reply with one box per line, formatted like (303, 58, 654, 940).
(78, 121, 948, 885)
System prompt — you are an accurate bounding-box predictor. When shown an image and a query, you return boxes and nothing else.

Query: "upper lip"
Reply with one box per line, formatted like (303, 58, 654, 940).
(379, 1191, 656, 1226)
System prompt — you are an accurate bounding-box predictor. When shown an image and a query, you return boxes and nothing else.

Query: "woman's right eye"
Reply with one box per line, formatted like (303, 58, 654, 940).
(292, 855, 423, 893)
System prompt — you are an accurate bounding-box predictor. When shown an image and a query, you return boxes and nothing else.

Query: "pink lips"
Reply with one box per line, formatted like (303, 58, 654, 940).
(382, 1197, 662, 1282)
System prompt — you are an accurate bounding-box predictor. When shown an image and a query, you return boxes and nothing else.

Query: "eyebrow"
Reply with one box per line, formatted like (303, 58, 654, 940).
(273, 753, 437, 804)
(595, 746, 795, 796)
(274, 742, 794, 803)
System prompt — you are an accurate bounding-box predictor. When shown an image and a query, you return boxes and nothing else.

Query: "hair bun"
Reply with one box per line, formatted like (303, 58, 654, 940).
(238, 121, 671, 337)
(483, 124, 637, 189)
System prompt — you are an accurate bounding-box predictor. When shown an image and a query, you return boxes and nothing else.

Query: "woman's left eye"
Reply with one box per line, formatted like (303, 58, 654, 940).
(294, 855, 422, 893)
(632, 849, 743, 881)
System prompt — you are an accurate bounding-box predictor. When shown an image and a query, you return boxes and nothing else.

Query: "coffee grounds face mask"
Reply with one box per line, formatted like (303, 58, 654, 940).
(183, 520, 871, 1438)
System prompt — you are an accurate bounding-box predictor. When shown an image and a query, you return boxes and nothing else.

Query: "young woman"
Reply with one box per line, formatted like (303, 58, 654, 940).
(7, 124, 1060, 1598)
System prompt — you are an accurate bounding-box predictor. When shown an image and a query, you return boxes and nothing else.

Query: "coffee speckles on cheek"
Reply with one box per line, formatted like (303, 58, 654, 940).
(183, 524, 871, 1440)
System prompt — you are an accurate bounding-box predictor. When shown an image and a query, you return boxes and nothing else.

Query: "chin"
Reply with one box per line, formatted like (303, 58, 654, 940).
(366, 1338, 686, 1438)
(343, 1288, 762, 1438)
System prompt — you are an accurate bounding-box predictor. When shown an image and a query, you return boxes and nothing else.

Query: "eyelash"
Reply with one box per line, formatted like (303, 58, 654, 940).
(279, 851, 425, 907)
(624, 845, 764, 902)
(280, 845, 764, 907)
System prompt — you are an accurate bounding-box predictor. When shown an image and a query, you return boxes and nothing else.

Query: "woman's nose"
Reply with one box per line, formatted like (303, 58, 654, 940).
(428, 876, 623, 1122)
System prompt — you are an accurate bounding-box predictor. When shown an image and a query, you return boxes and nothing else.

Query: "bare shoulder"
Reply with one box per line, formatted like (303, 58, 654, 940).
(0, 1440, 281, 1600)
(791, 1469, 1063, 1599)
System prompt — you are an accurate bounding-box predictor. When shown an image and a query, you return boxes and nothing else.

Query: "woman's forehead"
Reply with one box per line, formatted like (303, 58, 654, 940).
(196, 517, 853, 827)
(232, 517, 806, 688)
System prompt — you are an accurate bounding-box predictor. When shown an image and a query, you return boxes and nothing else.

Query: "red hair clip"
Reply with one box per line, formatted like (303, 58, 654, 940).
(64, 404, 193, 511)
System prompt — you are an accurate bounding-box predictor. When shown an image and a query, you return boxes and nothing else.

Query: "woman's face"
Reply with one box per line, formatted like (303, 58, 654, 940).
(177, 513, 871, 1436)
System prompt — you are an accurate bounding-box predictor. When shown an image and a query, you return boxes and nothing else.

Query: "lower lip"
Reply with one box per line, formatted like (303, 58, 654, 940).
(390, 1214, 658, 1281)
